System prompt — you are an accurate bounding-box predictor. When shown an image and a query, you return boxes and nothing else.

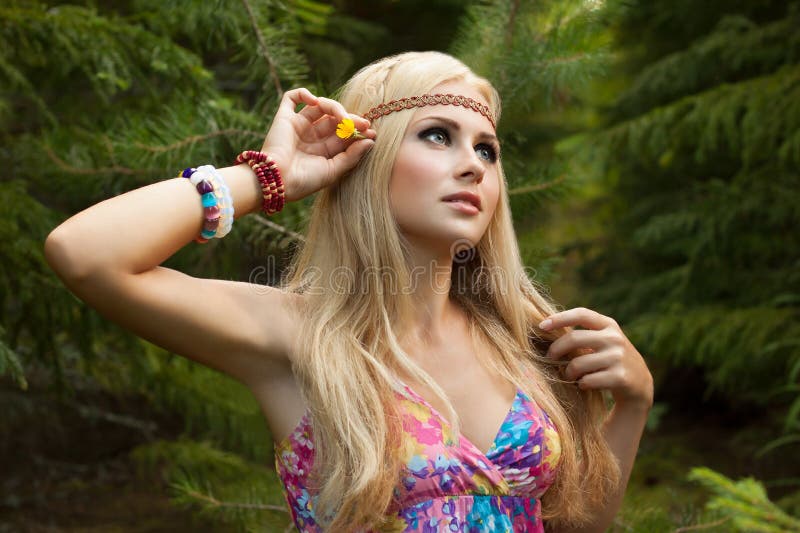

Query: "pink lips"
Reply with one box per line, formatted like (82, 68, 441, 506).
(441, 191, 482, 212)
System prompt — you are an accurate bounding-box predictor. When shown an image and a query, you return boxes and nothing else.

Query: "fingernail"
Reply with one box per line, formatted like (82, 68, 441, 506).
(539, 319, 552, 330)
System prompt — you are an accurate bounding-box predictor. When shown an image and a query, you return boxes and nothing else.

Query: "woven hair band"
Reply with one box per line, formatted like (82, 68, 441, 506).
(363, 93, 496, 129)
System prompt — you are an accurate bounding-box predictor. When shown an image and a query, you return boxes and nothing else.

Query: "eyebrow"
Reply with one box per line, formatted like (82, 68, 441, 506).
(416, 115, 499, 145)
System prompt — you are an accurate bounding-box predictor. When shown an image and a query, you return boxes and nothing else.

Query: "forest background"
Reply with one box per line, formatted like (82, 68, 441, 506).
(2, 0, 799, 531)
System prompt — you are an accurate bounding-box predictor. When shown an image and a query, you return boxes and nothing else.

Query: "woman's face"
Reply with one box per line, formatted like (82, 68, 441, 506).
(388, 80, 501, 258)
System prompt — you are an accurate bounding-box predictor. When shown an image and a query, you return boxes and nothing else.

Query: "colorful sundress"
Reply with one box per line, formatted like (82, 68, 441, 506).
(275, 380, 561, 532)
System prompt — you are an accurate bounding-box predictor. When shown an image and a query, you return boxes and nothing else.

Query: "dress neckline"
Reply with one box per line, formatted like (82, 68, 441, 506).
(274, 379, 524, 459)
(397, 379, 521, 459)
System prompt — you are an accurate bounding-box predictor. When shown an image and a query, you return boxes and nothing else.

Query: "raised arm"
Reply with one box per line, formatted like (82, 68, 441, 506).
(44, 88, 375, 390)
(44, 165, 290, 387)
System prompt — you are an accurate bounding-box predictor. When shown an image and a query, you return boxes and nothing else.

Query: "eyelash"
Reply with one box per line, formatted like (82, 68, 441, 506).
(419, 127, 499, 163)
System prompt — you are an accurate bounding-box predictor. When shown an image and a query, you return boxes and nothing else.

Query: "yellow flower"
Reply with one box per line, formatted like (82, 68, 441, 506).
(335, 117, 364, 140)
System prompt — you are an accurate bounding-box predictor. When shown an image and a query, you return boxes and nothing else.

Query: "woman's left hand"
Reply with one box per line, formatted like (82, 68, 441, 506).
(539, 307, 653, 410)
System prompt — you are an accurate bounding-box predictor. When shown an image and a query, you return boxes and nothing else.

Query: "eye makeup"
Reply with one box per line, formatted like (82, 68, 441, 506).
(417, 121, 500, 163)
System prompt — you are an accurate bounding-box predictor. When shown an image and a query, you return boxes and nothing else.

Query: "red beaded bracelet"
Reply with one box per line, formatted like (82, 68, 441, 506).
(234, 150, 285, 215)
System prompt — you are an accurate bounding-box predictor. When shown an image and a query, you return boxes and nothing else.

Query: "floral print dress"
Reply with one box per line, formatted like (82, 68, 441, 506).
(275, 380, 561, 532)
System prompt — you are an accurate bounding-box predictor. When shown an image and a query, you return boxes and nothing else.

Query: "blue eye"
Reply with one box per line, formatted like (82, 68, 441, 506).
(419, 126, 499, 163)
(476, 144, 497, 163)
(420, 127, 449, 145)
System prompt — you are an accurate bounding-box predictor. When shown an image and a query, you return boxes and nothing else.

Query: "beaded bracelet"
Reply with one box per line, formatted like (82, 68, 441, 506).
(181, 167, 220, 243)
(234, 150, 285, 215)
(197, 165, 235, 238)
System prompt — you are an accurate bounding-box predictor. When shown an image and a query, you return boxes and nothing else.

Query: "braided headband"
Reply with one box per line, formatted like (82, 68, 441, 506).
(363, 93, 496, 129)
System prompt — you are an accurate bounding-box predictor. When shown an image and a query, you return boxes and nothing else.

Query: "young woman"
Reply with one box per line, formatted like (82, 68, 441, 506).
(45, 51, 653, 532)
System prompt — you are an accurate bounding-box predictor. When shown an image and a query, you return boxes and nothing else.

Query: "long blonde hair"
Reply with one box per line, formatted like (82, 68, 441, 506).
(280, 51, 619, 531)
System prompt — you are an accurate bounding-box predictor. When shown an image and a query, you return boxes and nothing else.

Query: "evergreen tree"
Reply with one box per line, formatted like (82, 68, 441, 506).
(586, 0, 797, 424)
(561, 0, 800, 496)
(689, 467, 800, 532)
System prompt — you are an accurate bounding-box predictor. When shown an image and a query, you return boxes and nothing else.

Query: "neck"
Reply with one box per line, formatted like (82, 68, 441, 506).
(402, 240, 464, 348)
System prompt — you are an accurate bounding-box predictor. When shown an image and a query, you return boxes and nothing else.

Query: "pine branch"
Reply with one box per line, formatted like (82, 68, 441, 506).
(132, 439, 290, 530)
(689, 467, 800, 532)
(0, 333, 27, 390)
(44, 145, 144, 176)
(452, 0, 611, 108)
(71, 401, 158, 437)
(624, 305, 800, 399)
(673, 517, 732, 532)
(253, 215, 305, 242)
(0, 4, 214, 110)
(504, 0, 521, 48)
(537, 51, 590, 67)
(180, 487, 288, 512)
(508, 173, 567, 195)
(134, 129, 265, 154)
(587, 65, 800, 174)
(614, 12, 800, 120)
(138, 346, 273, 460)
(240, 0, 284, 100)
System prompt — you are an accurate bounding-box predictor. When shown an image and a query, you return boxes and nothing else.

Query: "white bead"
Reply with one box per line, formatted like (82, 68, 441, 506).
(189, 171, 206, 186)
(198, 165, 235, 239)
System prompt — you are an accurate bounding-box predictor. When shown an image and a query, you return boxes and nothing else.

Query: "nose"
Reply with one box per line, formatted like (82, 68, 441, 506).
(457, 146, 485, 184)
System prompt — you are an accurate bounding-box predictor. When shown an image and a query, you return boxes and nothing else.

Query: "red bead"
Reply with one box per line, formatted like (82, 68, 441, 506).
(234, 150, 285, 216)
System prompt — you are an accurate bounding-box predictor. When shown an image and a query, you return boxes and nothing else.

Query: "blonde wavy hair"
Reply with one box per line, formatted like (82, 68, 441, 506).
(280, 51, 619, 531)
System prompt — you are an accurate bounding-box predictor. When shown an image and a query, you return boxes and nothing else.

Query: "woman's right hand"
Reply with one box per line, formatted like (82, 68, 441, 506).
(259, 88, 376, 202)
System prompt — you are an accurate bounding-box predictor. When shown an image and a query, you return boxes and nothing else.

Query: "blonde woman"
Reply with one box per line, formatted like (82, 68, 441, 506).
(45, 51, 653, 532)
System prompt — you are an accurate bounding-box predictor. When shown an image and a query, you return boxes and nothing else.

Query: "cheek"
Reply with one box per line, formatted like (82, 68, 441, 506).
(389, 149, 441, 204)
(388, 161, 415, 221)
(485, 175, 501, 214)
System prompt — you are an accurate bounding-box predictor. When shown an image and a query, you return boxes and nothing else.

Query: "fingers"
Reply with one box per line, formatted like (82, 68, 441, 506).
(560, 350, 624, 392)
(575, 369, 621, 391)
(280, 89, 369, 130)
(298, 103, 326, 125)
(327, 138, 375, 181)
(358, 127, 377, 140)
(298, 114, 377, 148)
(538, 307, 653, 406)
(307, 114, 339, 141)
(279, 88, 320, 115)
(546, 328, 615, 361)
(539, 307, 618, 332)
(294, 95, 369, 128)
(299, 120, 375, 159)
(293, 94, 373, 143)
(271, 87, 376, 193)
(317, 97, 371, 130)
(563, 350, 621, 381)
